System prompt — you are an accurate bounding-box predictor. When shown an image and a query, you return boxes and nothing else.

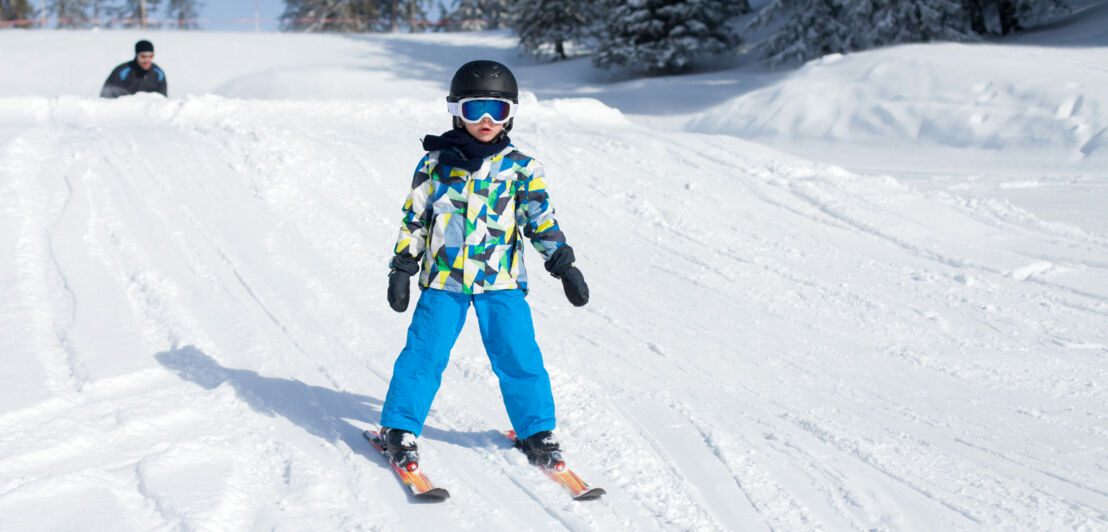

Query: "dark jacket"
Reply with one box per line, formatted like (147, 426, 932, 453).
(100, 60, 167, 98)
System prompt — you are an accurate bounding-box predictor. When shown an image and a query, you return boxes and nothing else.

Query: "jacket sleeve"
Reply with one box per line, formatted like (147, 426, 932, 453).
(157, 70, 167, 97)
(393, 156, 435, 259)
(100, 65, 124, 98)
(517, 159, 567, 262)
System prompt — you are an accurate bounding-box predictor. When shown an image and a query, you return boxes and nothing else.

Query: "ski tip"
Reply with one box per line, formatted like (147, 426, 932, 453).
(573, 487, 606, 501)
(415, 487, 451, 501)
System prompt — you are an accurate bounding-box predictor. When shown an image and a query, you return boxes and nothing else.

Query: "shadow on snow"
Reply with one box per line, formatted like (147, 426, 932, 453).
(341, 32, 789, 117)
(154, 344, 507, 457)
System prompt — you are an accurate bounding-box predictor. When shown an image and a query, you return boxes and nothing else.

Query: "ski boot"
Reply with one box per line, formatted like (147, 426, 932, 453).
(516, 430, 565, 472)
(380, 427, 420, 473)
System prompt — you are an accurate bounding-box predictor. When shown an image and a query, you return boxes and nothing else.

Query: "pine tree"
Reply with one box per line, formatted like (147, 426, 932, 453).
(511, 0, 602, 60)
(282, 0, 329, 31)
(752, 0, 980, 66)
(166, 0, 201, 29)
(281, 0, 433, 32)
(447, 0, 510, 31)
(89, 0, 109, 26)
(386, 0, 398, 30)
(282, 0, 382, 32)
(387, 0, 431, 33)
(846, 0, 974, 49)
(1013, 0, 1069, 25)
(964, 0, 986, 33)
(51, 0, 90, 28)
(593, 0, 750, 73)
(964, 0, 1069, 34)
(1, 0, 36, 26)
(752, 0, 1071, 66)
(748, 0, 847, 66)
(115, 0, 163, 28)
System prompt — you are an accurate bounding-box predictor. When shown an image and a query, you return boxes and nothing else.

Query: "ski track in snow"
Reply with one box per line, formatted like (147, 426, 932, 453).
(1, 31, 1107, 531)
(3, 128, 87, 400)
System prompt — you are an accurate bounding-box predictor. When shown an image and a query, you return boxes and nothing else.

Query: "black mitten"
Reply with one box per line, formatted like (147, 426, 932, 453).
(545, 246, 589, 307)
(559, 266, 589, 307)
(387, 255, 420, 312)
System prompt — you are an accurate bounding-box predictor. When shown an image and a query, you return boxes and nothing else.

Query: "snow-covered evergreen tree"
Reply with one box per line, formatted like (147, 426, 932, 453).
(511, 0, 602, 60)
(747, 0, 848, 66)
(166, 0, 201, 29)
(1013, 0, 1069, 25)
(50, 0, 89, 28)
(965, 0, 1070, 34)
(446, 0, 510, 31)
(89, 0, 109, 26)
(282, 0, 330, 31)
(845, 0, 974, 49)
(282, 0, 381, 32)
(1, 0, 36, 25)
(593, 0, 750, 73)
(114, 0, 163, 28)
(753, 0, 982, 66)
(393, 0, 432, 33)
(282, 0, 433, 32)
(752, 0, 1071, 66)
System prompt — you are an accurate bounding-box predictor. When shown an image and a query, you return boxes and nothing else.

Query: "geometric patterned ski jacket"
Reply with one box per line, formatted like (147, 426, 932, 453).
(393, 144, 567, 294)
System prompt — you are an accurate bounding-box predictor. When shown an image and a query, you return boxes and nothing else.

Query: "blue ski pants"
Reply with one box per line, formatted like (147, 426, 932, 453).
(380, 288, 556, 440)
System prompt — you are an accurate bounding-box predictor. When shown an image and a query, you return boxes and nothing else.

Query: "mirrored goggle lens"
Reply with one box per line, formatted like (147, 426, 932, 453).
(461, 99, 511, 122)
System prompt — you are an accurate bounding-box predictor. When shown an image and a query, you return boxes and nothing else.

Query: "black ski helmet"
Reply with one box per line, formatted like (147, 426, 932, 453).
(448, 60, 518, 103)
(448, 60, 519, 133)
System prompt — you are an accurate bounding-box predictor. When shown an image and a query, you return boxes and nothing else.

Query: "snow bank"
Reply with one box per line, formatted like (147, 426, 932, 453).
(687, 42, 1108, 168)
(518, 91, 632, 128)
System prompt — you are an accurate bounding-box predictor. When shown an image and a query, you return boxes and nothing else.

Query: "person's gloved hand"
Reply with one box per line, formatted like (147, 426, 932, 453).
(545, 245, 589, 307)
(387, 255, 420, 312)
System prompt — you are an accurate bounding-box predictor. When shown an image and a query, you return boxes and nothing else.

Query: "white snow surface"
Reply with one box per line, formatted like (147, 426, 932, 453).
(685, 1, 1108, 237)
(2, 22, 1107, 532)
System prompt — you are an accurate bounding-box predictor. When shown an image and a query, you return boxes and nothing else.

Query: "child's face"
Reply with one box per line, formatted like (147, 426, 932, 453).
(464, 117, 504, 143)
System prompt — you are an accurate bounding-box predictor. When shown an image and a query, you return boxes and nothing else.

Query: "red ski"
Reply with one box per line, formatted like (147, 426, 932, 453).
(505, 430, 606, 501)
(364, 429, 450, 501)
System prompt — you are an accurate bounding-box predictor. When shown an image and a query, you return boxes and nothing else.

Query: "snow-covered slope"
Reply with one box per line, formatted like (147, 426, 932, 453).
(683, 1, 1108, 237)
(686, 42, 1108, 170)
(1, 29, 1106, 531)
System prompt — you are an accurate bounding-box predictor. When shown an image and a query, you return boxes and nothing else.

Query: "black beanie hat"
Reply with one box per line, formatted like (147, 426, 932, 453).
(135, 40, 154, 54)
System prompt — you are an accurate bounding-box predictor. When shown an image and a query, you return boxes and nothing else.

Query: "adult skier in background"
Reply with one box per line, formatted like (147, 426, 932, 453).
(100, 40, 167, 98)
(379, 60, 589, 472)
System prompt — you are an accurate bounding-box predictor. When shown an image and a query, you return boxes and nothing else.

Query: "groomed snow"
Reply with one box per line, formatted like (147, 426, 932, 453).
(1, 18, 1106, 532)
(686, 43, 1108, 170)
(684, 1, 1108, 237)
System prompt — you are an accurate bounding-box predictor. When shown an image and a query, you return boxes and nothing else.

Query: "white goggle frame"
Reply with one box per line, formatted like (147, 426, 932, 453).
(447, 97, 517, 124)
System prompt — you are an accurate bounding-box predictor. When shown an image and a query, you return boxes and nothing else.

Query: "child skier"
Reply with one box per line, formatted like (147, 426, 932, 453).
(379, 60, 589, 472)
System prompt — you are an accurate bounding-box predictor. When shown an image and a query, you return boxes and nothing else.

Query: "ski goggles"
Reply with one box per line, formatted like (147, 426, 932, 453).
(447, 97, 516, 124)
